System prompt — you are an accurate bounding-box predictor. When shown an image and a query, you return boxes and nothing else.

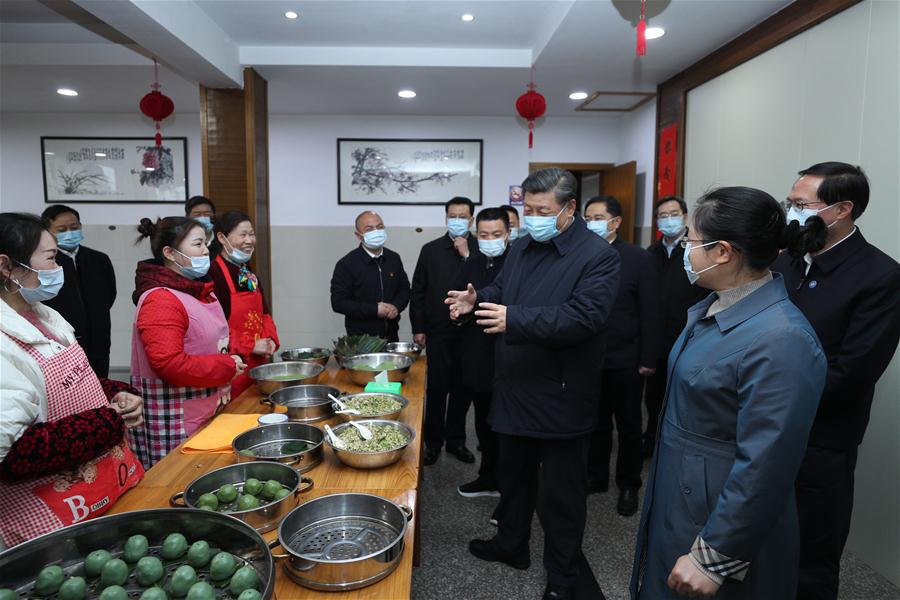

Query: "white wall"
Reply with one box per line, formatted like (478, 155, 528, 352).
(618, 98, 657, 242)
(683, 0, 900, 585)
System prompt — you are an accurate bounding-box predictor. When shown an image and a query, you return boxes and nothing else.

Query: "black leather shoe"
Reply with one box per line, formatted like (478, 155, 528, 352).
(423, 446, 441, 466)
(542, 584, 574, 600)
(586, 476, 609, 495)
(468, 539, 530, 570)
(618, 487, 639, 516)
(446, 445, 475, 463)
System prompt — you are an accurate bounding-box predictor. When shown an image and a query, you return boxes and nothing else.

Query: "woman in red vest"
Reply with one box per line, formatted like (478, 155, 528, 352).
(208, 211, 279, 398)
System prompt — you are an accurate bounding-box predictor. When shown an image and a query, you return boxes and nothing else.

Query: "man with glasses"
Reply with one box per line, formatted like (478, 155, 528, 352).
(773, 162, 900, 600)
(643, 197, 707, 457)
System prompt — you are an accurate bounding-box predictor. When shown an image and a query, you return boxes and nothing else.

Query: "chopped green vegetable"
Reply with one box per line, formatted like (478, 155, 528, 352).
(341, 395, 402, 416)
(336, 424, 408, 452)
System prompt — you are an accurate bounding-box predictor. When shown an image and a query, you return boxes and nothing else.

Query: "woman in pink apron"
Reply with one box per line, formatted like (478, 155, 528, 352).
(209, 211, 280, 398)
(0, 213, 144, 548)
(130, 216, 246, 468)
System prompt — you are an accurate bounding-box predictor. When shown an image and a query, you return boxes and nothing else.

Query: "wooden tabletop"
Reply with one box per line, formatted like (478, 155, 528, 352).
(109, 357, 426, 600)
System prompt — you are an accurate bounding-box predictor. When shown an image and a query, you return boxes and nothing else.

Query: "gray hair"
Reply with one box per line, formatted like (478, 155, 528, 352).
(521, 168, 578, 206)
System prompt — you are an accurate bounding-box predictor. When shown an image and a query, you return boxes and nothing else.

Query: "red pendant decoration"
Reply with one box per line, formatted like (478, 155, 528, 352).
(515, 67, 547, 149)
(139, 59, 175, 146)
(636, 0, 647, 56)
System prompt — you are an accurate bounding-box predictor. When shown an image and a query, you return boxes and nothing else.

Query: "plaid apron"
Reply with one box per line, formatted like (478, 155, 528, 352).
(0, 335, 144, 547)
(129, 287, 231, 469)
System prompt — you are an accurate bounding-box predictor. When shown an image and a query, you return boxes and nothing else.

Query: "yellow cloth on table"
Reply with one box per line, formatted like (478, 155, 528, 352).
(181, 413, 263, 454)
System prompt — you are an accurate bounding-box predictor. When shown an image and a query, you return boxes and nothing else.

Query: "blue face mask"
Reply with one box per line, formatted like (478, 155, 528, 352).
(786, 202, 841, 227)
(682, 240, 719, 285)
(56, 230, 84, 250)
(362, 229, 387, 249)
(658, 215, 685, 237)
(194, 216, 214, 232)
(508, 228, 520, 241)
(14, 263, 65, 304)
(478, 238, 507, 258)
(173, 249, 210, 279)
(524, 206, 568, 243)
(223, 238, 253, 265)
(587, 220, 609, 238)
(447, 218, 470, 238)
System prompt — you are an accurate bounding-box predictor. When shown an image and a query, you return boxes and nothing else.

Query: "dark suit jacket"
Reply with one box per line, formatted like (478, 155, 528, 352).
(44, 246, 117, 377)
(772, 228, 900, 449)
(604, 237, 660, 370)
(410, 234, 478, 337)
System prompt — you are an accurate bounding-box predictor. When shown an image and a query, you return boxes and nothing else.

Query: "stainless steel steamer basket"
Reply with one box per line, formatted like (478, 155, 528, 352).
(271, 493, 412, 591)
(232, 422, 325, 473)
(0, 508, 275, 599)
(262, 384, 340, 422)
(249, 361, 326, 396)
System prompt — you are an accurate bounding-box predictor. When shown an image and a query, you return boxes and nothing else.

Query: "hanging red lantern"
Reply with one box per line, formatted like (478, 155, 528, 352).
(139, 59, 175, 146)
(636, 0, 647, 56)
(515, 68, 547, 149)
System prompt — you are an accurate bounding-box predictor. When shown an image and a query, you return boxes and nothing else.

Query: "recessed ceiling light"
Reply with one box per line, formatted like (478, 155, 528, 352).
(95, 152, 106, 158)
(144, 167, 155, 172)
(461, 14, 474, 22)
(398, 90, 416, 99)
(284, 10, 299, 19)
(569, 92, 589, 100)
(44, 152, 55, 156)
(645, 27, 665, 40)
(57, 88, 78, 96)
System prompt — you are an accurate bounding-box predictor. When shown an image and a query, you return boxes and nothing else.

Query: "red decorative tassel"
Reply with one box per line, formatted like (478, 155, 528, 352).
(528, 123, 534, 149)
(636, 0, 647, 56)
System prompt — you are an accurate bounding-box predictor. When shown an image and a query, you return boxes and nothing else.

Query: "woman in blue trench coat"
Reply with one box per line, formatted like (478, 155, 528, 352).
(630, 187, 827, 599)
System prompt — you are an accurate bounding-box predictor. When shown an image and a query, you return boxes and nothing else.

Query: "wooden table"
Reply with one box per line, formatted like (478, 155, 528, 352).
(110, 358, 427, 600)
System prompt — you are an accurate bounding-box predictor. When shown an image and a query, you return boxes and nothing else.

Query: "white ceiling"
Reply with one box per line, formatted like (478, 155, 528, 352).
(0, 0, 794, 116)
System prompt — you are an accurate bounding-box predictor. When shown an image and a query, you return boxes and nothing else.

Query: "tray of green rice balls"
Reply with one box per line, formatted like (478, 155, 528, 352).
(0, 508, 274, 600)
(169, 462, 312, 534)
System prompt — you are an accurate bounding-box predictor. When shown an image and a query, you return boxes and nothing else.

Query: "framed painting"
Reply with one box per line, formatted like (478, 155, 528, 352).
(337, 138, 483, 205)
(41, 137, 188, 204)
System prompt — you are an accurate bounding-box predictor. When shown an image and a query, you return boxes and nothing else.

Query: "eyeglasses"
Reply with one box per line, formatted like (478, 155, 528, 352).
(782, 199, 825, 211)
(657, 211, 683, 219)
(679, 238, 711, 249)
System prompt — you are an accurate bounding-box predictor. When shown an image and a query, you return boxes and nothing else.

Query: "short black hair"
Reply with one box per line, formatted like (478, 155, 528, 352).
(521, 168, 577, 206)
(798, 162, 869, 220)
(656, 195, 687, 214)
(584, 195, 621, 218)
(476, 207, 510, 230)
(501, 205, 519, 218)
(41, 204, 80, 227)
(0, 213, 48, 285)
(185, 195, 216, 216)
(445, 196, 475, 216)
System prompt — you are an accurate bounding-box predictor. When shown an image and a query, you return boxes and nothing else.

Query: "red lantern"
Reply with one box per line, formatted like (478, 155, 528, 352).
(515, 69, 547, 149)
(139, 59, 175, 146)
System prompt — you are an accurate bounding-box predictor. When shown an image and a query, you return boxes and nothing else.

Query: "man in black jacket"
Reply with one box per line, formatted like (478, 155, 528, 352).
(448, 169, 620, 600)
(41, 205, 117, 377)
(411, 197, 479, 465)
(772, 162, 900, 600)
(643, 196, 707, 456)
(330, 211, 410, 342)
(455, 207, 511, 499)
(583, 196, 659, 517)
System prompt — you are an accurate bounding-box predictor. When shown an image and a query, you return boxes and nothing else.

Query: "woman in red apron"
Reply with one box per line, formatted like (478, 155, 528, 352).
(208, 211, 279, 398)
(0, 213, 144, 547)
(130, 217, 245, 469)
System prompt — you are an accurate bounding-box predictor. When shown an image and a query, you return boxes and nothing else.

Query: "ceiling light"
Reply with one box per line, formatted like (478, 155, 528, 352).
(398, 90, 416, 99)
(284, 10, 298, 19)
(461, 14, 474, 22)
(44, 152, 55, 156)
(144, 167, 155, 172)
(569, 92, 588, 100)
(645, 27, 665, 40)
(57, 88, 78, 96)
(95, 152, 106, 158)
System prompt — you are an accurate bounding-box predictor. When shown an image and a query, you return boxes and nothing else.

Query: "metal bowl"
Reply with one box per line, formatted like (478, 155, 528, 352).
(384, 342, 422, 361)
(333, 392, 408, 422)
(271, 493, 412, 591)
(342, 353, 414, 386)
(262, 384, 340, 422)
(233, 422, 325, 473)
(279, 347, 332, 366)
(0, 508, 275, 599)
(250, 361, 325, 396)
(170, 461, 312, 533)
(325, 419, 415, 469)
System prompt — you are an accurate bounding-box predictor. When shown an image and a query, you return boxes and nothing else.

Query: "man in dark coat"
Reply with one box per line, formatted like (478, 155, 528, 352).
(772, 162, 900, 600)
(41, 205, 117, 377)
(455, 207, 511, 499)
(411, 197, 479, 465)
(643, 196, 707, 455)
(583, 196, 660, 517)
(330, 211, 410, 342)
(448, 169, 620, 600)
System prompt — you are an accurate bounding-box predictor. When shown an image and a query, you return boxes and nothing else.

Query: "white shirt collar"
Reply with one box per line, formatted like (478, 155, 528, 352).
(58, 246, 79, 263)
(362, 245, 382, 259)
(661, 230, 686, 257)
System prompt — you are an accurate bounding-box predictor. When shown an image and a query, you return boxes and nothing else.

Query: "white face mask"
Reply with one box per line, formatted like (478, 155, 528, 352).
(223, 238, 253, 264)
(683, 240, 720, 285)
(786, 202, 842, 227)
